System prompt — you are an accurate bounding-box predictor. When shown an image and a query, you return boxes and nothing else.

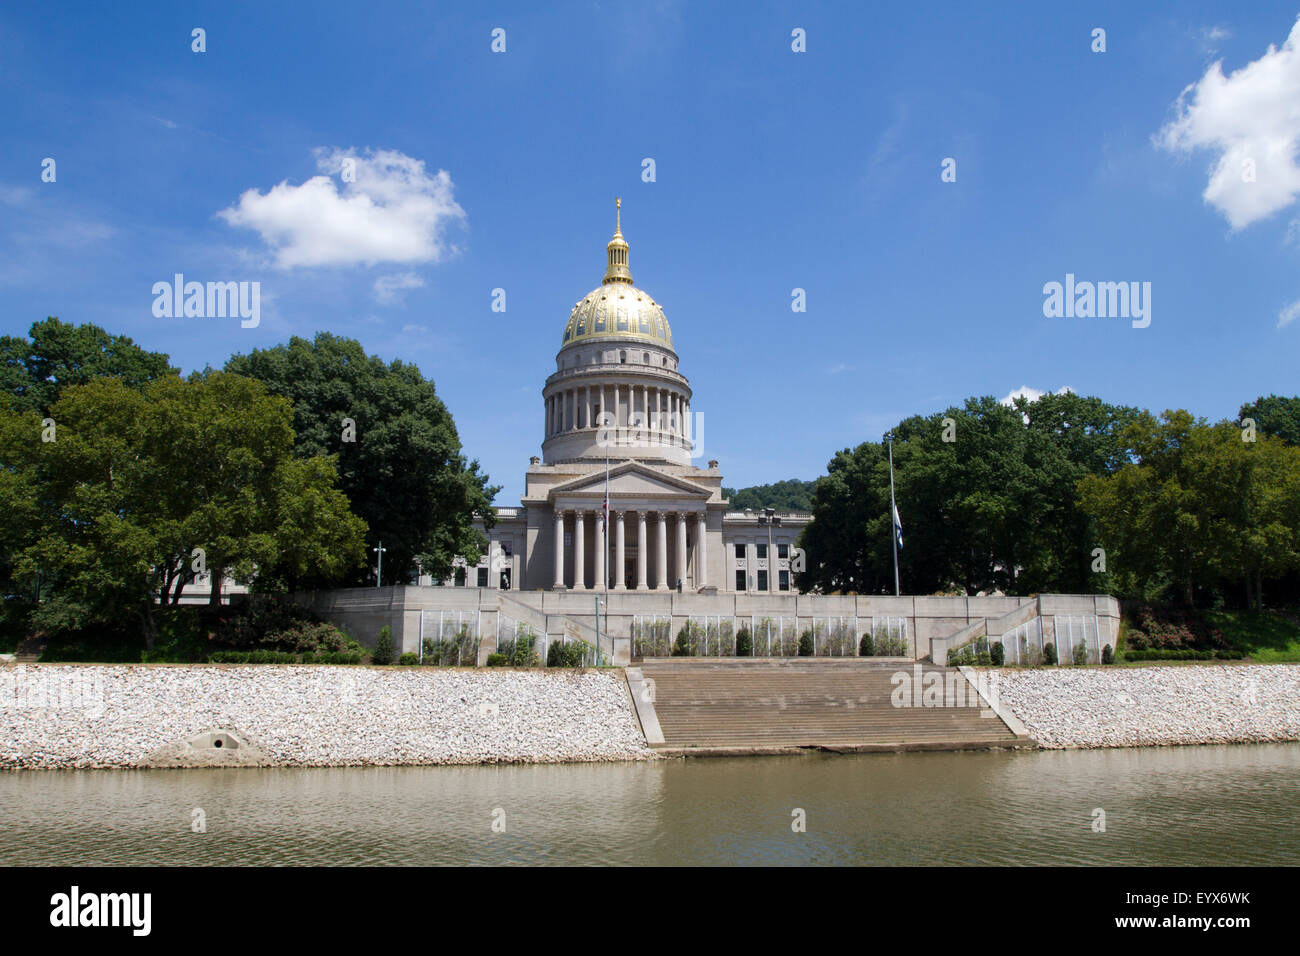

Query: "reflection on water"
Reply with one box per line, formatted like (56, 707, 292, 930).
(1, 745, 1297, 865)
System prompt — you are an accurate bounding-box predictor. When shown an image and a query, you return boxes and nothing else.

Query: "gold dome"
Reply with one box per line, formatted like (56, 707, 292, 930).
(561, 199, 674, 350)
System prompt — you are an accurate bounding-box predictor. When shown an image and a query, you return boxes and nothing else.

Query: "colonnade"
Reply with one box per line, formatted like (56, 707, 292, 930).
(545, 382, 690, 438)
(552, 507, 707, 591)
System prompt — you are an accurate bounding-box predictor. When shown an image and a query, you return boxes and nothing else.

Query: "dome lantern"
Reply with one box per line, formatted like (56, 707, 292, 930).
(603, 197, 633, 285)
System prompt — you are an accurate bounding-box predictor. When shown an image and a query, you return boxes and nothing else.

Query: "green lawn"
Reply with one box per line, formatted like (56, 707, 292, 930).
(1203, 609, 1300, 663)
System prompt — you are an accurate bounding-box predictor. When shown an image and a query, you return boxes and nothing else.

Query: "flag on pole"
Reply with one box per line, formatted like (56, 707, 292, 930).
(893, 503, 904, 550)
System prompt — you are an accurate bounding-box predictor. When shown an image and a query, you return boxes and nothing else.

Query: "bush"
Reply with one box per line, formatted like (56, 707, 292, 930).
(672, 624, 696, 657)
(398, 652, 418, 665)
(1043, 642, 1058, 665)
(496, 632, 539, 667)
(798, 630, 814, 656)
(735, 628, 753, 657)
(1121, 648, 1242, 661)
(990, 641, 1005, 666)
(486, 653, 508, 667)
(547, 640, 585, 667)
(1101, 643, 1114, 665)
(976, 652, 991, 666)
(1072, 641, 1088, 666)
(372, 626, 394, 665)
(859, 633, 874, 657)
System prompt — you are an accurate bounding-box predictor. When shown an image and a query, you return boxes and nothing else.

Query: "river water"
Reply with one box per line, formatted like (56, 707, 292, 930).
(1, 745, 1296, 865)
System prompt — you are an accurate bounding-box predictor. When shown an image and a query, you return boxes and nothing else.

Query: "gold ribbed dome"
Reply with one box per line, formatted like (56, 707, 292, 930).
(561, 199, 674, 349)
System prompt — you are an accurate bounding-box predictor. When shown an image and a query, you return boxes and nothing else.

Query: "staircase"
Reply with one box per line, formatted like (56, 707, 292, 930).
(638, 658, 1026, 753)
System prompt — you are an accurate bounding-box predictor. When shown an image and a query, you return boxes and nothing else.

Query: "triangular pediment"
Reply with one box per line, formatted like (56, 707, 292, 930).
(549, 462, 710, 501)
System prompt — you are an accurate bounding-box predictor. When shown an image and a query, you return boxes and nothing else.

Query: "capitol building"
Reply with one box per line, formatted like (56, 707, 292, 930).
(450, 201, 810, 595)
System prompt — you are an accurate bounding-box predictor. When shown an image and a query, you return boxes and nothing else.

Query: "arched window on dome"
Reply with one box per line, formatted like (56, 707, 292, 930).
(643, 352, 649, 363)
(619, 351, 627, 364)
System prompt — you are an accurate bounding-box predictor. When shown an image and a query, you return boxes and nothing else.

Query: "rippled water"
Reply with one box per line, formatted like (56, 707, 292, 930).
(1, 745, 1297, 865)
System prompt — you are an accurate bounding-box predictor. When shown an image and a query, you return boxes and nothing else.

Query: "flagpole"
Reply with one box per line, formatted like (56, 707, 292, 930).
(888, 437, 900, 597)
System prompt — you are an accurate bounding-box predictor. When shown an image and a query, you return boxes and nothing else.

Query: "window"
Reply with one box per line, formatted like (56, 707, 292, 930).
(779, 570, 790, 591)
(476, 567, 488, 588)
(501, 541, 512, 557)
(757, 544, 768, 559)
(736, 569, 746, 591)
(734, 543, 745, 559)
(454, 567, 467, 587)
(757, 570, 768, 591)
(778, 543, 789, 560)
(643, 352, 649, 363)
(619, 350, 627, 363)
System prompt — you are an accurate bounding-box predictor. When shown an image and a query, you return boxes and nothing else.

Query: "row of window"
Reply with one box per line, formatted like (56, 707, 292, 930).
(734, 543, 790, 560)
(736, 569, 791, 591)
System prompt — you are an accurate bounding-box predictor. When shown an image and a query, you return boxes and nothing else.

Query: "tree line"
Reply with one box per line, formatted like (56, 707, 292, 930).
(0, 318, 497, 648)
(796, 391, 1300, 608)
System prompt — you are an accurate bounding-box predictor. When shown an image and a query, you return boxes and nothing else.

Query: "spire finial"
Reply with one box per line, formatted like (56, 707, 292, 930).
(603, 197, 632, 285)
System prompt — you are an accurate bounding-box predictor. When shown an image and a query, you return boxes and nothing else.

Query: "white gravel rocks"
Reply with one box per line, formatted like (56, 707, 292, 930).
(991, 663, 1300, 749)
(0, 665, 654, 770)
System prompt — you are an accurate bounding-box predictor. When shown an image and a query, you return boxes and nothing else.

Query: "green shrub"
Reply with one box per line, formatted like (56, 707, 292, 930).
(859, 633, 874, 657)
(1122, 648, 1237, 662)
(735, 628, 753, 657)
(372, 626, 394, 665)
(975, 652, 992, 666)
(486, 653, 508, 667)
(672, 625, 695, 657)
(990, 641, 1005, 666)
(1043, 642, 1057, 665)
(1071, 641, 1088, 666)
(798, 630, 814, 656)
(398, 652, 418, 665)
(547, 640, 585, 667)
(1101, 643, 1114, 664)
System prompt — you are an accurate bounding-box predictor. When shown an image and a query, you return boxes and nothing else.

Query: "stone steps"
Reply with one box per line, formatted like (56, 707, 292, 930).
(639, 659, 1022, 750)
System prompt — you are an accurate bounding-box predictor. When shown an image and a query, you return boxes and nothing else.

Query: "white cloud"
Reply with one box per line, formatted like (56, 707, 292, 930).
(373, 272, 425, 304)
(1279, 299, 1300, 327)
(1157, 17, 1300, 230)
(828, 361, 849, 374)
(218, 148, 466, 268)
(1200, 25, 1232, 56)
(999, 385, 1073, 407)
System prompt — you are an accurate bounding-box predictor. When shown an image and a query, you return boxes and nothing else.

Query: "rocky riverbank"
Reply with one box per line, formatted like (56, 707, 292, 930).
(0, 665, 654, 769)
(992, 663, 1300, 749)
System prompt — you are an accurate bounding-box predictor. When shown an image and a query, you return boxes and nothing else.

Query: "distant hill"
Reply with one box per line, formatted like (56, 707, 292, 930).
(722, 478, 815, 513)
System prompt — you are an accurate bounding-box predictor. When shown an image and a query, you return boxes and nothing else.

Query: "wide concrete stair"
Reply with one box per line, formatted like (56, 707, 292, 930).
(638, 658, 1026, 754)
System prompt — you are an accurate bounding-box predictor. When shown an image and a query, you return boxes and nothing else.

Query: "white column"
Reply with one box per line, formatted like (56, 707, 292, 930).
(636, 511, 648, 590)
(583, 386, 590, 429)
(656, 512, 668, 590)
(614, 511, 626, 590)
(696, 511, 708, 588)
(573, 510, 586, 590)
(594, 509, 606, 590)
(553, 510, 565, 589)
(676, 511, 688, 590)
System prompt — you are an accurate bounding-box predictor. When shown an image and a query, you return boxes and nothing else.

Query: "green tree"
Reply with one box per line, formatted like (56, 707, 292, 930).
(1239, 394, 1300, 447)
(799, 393, 1140, 596)
(1078, 411, 1300, 606)
(4, 374, 366, 648)
(224, 333, 499, 587)
(723, 479, 816, 512)
(0, 317, 175, 416)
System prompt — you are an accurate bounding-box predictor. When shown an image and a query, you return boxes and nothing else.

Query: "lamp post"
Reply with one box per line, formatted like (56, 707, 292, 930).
(372, 540, 386, 588)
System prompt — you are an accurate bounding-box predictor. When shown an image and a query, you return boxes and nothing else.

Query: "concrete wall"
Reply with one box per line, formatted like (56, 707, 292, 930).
(294, 587, 1120, 663)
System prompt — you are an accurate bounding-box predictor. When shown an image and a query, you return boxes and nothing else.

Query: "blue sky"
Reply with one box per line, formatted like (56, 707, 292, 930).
(3, 1, 1299, 503)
